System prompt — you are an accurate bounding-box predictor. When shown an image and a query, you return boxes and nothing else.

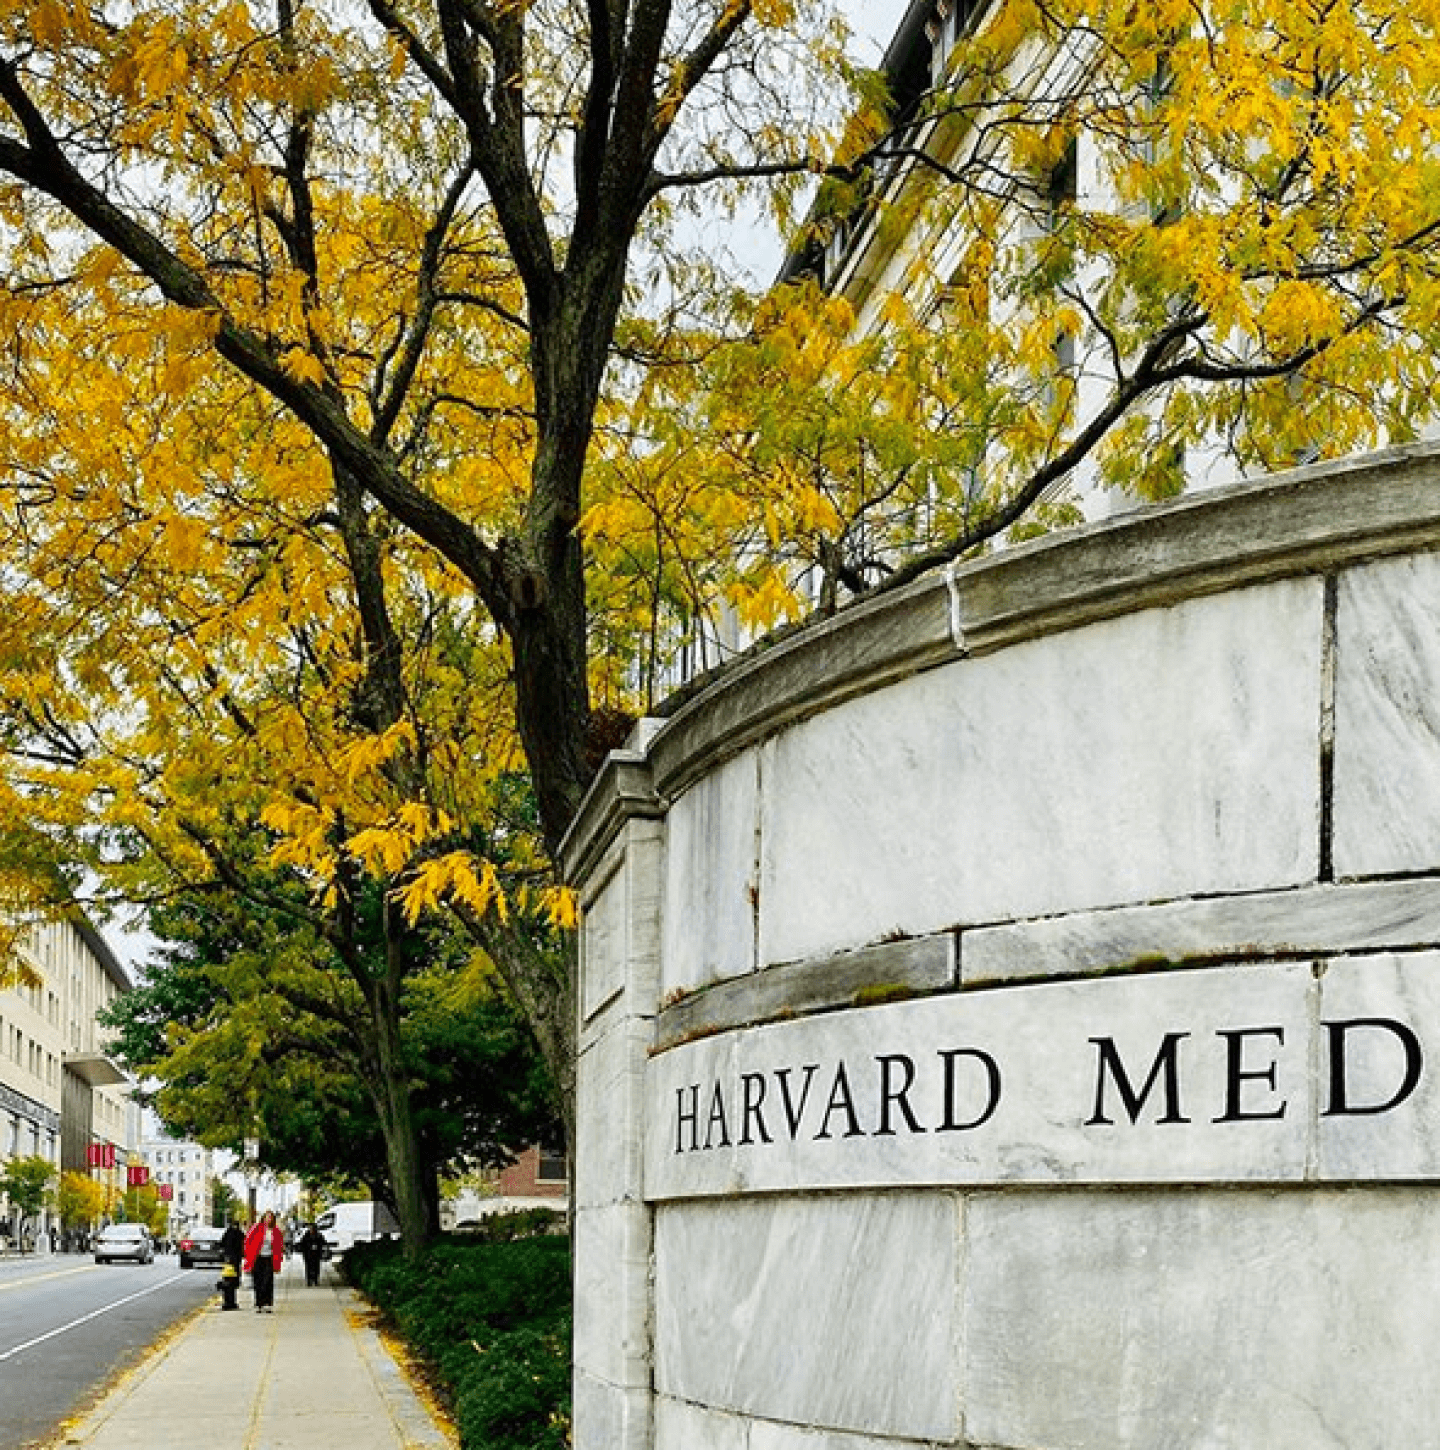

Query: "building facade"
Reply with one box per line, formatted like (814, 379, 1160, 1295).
(0, 914, 136, 1244)
(785, 0, 1440, 572)
(443, 1143, 569, 1229)
(136, 1122, 215, 1237)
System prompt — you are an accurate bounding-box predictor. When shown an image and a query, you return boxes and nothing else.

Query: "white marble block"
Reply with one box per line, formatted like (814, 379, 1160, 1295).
(758, 580, 1324, 967)
(573, 1202, 653, 1391)
(648, 962, 1329, 1199)
(572, 1374, 653, 1450)
(580, 856, 628, 1024)
(1333, 552, 1440, 877)
(962, 1187, 1440, 1449)
(577, 1013, 652, 1210)
(1315, 951, 1440, 1178)
(654, 1398, 749, 1450)
(655, 1399, 944, 1450)
(653, 1194, 961, 1441)
(662, 750, 760, 994)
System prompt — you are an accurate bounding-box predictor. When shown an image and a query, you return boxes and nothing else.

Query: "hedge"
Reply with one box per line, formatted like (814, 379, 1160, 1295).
(345, 1225, 572, 1449)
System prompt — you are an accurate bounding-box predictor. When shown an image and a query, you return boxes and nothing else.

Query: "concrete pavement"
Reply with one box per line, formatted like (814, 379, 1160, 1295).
(47, 1265, 454, 1449)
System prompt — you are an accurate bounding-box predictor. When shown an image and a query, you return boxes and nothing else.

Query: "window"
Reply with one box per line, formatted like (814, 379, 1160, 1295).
(536, 1146, 568, 1184)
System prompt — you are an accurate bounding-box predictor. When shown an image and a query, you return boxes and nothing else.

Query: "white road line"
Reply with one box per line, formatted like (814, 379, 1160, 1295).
(0, 1272, 190, 1362)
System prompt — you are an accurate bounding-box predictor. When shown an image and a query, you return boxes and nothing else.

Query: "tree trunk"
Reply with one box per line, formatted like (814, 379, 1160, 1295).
(352, 905, 433, 1261)
(508, 236, 636, 860)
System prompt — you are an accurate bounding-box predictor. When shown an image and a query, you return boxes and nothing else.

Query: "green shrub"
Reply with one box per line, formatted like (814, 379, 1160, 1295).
(346, 1234, 572, 1448)
(456, 1326, 572, 1450)
(457, 1207, 565, 1243)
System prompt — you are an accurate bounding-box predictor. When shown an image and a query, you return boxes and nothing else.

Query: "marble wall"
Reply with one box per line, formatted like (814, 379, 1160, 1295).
(561, 446, 1440, 1450)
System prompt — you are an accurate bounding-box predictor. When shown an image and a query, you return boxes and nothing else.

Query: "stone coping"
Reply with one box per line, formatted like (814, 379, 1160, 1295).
(654, 934, 957, 1052)
(560, 443, 1440, 885)
(652, 875, 1440, 1052)
(564, 752, 663, 908)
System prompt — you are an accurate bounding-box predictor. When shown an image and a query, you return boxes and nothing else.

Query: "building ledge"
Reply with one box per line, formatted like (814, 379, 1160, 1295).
(63, 1053, 129, 1088)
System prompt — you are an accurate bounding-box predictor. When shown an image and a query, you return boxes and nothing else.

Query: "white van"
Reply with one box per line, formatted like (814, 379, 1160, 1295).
(313, 1200, 401, 1255)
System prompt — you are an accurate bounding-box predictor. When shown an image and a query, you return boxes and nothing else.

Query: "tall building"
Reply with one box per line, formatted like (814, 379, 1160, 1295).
(0, 913, 136, 1242)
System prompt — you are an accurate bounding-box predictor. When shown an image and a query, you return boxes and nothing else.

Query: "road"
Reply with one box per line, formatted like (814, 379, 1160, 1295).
(0, 1254, 213, 1450)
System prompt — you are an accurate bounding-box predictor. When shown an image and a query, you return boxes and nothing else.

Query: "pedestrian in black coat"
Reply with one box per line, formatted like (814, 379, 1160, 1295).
(220, 1219, 245, 1270)
(297, 1224, 327, 1286)
(218, 1220, 245, 1311)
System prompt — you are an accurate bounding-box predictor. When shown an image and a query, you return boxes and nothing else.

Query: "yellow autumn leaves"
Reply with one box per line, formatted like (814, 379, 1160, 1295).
(0, 243, 546, 942)
(1, 0, 1439, 951)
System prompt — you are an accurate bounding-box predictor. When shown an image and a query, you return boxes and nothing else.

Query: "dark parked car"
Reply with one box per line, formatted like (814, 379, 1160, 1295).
(177, 1226, 228, 1269)
(93, 1223, 154, 1265)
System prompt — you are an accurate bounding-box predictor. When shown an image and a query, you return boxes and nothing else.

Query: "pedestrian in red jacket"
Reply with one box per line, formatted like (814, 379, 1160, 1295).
(243, 1210, 284, 1313)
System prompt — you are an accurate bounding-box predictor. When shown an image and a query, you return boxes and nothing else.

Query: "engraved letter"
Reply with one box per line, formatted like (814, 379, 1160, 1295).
(877, 1054, 926, 1136)
(1213, 1026, 1288, 1122)
(739, 1072, 773, 1145)
(1087, 1033, 1192, 1125)
(814, 1062, 864, 1139)
(675, 1084, 700, 1155)
(703, 1081, 732, 1149)
(1323, 1017, 1423, 1116)
(775, 1064, 820, 1139)
(938, 1048, 1002, 1132)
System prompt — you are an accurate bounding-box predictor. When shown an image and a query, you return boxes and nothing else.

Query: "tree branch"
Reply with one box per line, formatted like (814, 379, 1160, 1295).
(0, 52, 512, 621)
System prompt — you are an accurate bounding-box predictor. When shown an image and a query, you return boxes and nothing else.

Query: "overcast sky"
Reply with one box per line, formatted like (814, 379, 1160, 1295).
(845, 1, 907, 62)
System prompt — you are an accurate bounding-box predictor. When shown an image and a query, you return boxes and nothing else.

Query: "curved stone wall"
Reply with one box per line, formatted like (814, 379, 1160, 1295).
(562, 444, 1440, 1450)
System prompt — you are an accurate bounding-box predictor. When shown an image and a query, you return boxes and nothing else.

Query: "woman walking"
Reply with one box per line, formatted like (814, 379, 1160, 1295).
(243, 1210, 285, 1313)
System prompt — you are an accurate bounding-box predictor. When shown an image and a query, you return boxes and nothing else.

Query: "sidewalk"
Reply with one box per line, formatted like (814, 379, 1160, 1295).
(50, 1268, 455, 1450)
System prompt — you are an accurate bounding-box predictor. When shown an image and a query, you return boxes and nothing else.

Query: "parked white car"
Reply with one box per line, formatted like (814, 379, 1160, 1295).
(94, 1223, 154, 1265)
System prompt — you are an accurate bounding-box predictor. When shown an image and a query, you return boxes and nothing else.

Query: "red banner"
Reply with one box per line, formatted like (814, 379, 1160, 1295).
(127, 1165, 150, 1187)
(87, 1143, 116, 1169)
(158, 1183, 173, 1201)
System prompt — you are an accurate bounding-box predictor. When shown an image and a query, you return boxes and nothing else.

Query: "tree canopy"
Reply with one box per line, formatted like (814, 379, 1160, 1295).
(0, 1153, 55, 1223)
(58, 1168, 107, 1230)
(0, 3, 859, 1162)
(101, 861, 561, 1238)
(626, 0, 1440, 615)
(0, 0, 1437, 1180)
